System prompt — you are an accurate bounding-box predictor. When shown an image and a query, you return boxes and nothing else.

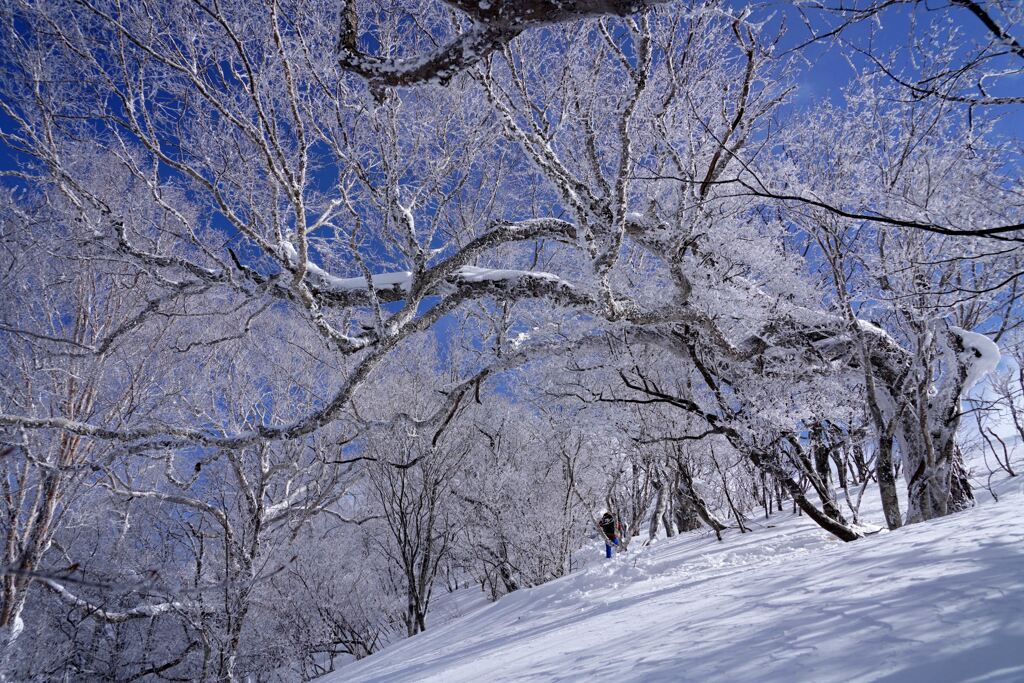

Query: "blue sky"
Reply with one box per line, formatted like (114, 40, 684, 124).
(760, 0, 1024, 140)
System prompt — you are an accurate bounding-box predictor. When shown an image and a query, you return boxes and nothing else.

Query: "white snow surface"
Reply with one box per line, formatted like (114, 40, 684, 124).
(324, 477, 1024, 683)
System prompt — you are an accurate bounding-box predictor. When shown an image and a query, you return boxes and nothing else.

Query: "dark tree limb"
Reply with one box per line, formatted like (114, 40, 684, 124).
(338, 0, 668, 90)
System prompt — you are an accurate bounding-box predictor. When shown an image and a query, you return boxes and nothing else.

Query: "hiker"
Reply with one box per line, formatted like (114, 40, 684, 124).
(598, 510, 621, 558)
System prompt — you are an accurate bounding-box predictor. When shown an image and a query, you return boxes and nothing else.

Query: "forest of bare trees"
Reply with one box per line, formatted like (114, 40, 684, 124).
(0, 0, 1020, 679)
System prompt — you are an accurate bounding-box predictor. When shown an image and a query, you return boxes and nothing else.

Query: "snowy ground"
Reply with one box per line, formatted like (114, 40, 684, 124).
(323, 472, 1024, 683)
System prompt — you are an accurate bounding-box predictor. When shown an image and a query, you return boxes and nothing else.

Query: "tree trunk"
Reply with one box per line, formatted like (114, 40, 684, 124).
(678, 465, 728, 541)
(779, 475, 861, 542)
(880, 324, 989, 524)
(672, 488, 702, 532)
(903, 434, 975, 524)
(876, 433, 902, 530)
(851, 441, 869, 483)
(648, 476, 668, 542)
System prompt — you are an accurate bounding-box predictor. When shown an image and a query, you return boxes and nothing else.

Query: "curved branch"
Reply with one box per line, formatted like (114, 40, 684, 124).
(337, 0, 668, 89)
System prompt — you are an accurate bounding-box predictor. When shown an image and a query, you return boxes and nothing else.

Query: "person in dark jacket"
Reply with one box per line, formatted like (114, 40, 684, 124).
(598, 510, 620, 558)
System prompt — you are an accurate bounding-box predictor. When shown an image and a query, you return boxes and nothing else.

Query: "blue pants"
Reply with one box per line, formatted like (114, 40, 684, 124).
(605, 537, 619, 558)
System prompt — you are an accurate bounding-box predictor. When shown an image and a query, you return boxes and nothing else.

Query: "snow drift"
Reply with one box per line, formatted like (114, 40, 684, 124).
(323, 477, 1024, 683)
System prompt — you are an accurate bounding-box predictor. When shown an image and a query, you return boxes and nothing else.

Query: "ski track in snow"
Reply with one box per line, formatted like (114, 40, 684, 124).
(323, 476, 1024, 683)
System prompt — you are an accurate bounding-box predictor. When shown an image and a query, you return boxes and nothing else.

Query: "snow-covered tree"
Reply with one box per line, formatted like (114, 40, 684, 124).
(0, 0, 1020, 677)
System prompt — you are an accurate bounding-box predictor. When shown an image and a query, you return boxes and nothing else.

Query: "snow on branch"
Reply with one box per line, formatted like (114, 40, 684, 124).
(41, 580, 184, 623)
(423, 218, 578, 284)
(277, 217, 578, 308)
(453, 265, 560, 284)
(278, 238, 411, 296)
(0, 264, 599, 452)
(444, 265, 596, 312)
(951, 326, 1000, 396)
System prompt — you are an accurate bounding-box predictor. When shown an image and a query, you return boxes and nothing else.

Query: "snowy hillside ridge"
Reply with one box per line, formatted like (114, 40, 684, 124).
(324, 478, 1024, 683)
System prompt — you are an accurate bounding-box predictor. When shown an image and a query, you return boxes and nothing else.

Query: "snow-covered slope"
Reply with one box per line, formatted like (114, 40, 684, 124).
(325, 478, 1024, 683)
